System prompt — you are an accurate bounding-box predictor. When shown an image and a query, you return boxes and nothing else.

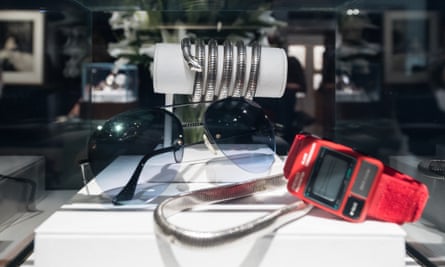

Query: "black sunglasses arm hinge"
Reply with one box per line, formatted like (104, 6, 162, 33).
(112, 146, 178, 205)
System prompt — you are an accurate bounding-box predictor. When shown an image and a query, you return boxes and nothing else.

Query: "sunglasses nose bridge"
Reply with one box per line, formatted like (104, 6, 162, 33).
(203, 133, 218, 155)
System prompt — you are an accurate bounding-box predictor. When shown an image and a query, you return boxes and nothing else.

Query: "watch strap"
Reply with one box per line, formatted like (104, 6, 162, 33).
(367, 166, 429, 224)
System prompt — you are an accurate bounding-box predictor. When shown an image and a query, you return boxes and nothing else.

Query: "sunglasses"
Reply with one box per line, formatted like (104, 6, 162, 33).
(87, 97, 276, 205)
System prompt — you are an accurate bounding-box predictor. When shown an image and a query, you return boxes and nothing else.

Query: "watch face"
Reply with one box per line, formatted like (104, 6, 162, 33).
(305, 147, 356, 209)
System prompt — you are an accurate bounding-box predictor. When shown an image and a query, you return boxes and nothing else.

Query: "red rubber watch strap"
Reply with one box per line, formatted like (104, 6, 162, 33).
(367, 166, 429, 224)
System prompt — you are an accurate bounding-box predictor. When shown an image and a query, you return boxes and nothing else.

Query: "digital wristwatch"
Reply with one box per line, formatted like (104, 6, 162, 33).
(284, 133, 429, 223)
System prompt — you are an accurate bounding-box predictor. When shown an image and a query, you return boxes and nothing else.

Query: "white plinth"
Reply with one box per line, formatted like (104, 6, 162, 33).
(34, 146, 407, 267)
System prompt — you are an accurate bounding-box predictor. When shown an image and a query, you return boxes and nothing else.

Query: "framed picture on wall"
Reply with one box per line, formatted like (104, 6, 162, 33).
(0, 11, 44, 84)
(384, 11, 438, 83)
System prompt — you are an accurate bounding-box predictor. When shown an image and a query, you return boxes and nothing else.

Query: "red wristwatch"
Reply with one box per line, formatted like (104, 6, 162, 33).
(284, 133, 429, 223)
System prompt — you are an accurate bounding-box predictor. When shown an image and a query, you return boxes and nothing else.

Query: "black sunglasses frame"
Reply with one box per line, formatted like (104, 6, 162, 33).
(87, 97, 275, 205)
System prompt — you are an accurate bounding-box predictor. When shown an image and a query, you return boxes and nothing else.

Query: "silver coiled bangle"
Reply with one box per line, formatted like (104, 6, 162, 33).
(204, 39, 218, 101)
(245, 42, 261, 100)
(153, 174, 313, 247)
(191, 39, 205, 103)
(232, 41, 246, 97)
(218, 40, 233, 100)
(181, 38, 202, 72)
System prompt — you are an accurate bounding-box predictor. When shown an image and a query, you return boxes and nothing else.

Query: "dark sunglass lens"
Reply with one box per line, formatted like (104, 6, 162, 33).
(87, 108, 184, 197)
(204, 98, 275, 173)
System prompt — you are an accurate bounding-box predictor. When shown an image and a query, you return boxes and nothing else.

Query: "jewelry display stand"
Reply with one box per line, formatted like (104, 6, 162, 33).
(153, 43, 288, 98)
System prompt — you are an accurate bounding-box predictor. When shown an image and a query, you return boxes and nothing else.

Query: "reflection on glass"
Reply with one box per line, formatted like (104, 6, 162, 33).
(288, 45, 306, 68)
(313, 45, 325, 71)
(313, 73, 323, 91)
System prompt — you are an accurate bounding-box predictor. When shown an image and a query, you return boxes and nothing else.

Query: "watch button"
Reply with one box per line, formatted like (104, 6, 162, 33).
(343, 196, 365, 219)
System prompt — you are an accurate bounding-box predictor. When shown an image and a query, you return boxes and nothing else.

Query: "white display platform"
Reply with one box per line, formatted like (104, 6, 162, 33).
(0, 190, 77, 267)
(34, 146, 407, 267)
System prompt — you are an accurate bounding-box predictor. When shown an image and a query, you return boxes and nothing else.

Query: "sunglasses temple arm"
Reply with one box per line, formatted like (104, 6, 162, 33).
(112, 146, 176, 205)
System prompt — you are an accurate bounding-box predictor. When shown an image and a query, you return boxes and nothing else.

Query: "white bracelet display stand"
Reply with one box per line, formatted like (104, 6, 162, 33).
(153, 43, 288, 100)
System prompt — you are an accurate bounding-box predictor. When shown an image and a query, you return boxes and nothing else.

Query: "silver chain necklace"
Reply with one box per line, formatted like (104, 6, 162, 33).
(154, 174, 313, 247)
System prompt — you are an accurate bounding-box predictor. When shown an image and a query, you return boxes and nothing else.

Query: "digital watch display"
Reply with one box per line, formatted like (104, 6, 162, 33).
(305, 148, 356, 210)
(284, 133, 429, 223)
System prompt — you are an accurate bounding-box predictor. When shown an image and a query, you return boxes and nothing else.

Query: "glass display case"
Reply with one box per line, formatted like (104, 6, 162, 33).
(0, 0, 445, 266)
(81, 63, 138, 103)
(80, 62, 139, 119)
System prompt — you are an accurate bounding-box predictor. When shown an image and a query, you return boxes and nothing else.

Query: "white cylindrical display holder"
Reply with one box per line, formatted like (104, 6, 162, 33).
(153, 43, 287, 98)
